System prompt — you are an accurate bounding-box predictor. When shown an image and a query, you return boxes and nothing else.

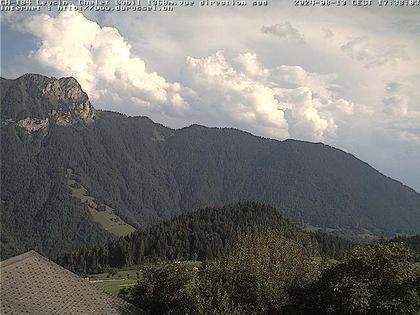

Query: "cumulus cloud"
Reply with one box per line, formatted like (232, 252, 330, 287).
(184, 51, 347, 141)
(383, 81, 420, 118)
(281, 88, 337, 141)
(382, 80, 420, 143)
(261, 22, 304, 42)
(10, 10, 189, 116)
(232, 53, 268, 77)
(183, 51, 289, 139)
(341, 36, 407, 68)
(6, 11, 350, 142)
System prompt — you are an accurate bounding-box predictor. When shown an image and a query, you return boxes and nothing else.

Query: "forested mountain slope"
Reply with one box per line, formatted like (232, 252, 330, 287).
(57, 202, 354, 274)
(2, 74, 420, 258)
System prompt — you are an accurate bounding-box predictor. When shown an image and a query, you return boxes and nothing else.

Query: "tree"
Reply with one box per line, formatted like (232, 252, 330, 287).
(304, 242, 420, 315)
(201, 231, 318, 314)
(119, 231, 318, 314)
(194, 278, 242, 315)
(119, 261, 199, 315)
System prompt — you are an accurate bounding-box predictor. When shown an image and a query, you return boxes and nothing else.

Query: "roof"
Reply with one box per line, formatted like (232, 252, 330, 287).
(0, 251, 142, 314)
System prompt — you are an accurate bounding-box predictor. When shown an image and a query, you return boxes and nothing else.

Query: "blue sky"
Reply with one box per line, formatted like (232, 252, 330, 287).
(1, 2, 420, 191)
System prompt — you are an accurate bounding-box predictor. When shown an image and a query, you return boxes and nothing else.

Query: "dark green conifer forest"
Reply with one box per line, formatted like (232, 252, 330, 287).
(57, 202, 354, 274)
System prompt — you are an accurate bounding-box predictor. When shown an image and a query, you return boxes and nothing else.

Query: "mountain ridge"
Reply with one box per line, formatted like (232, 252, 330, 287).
(1, 73, 420, 258)
(0, 73, 414, 194)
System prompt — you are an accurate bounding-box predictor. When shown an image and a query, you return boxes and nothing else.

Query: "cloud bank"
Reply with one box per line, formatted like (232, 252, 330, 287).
(3, 6, 420, 191)
(8, 11, 353, 142)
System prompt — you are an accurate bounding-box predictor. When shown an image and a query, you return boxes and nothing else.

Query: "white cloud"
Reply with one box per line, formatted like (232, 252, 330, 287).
(6, 10, 348, 142)
(184, 51, 346, 141)
(382, 79, 420, 144)
(341, 36, 407, 68)
(183, 51, 289, 139)
(232, 53, 268, 77)
(383, 80, 420, 119)
(11, 10, 189, 116)
(261, 22, 304, 42)
(281, 87, 337, 141)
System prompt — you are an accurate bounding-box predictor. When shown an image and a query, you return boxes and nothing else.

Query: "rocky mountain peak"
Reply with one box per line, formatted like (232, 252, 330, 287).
(42, 77, 86, 101)
(1, 74, 95, 132)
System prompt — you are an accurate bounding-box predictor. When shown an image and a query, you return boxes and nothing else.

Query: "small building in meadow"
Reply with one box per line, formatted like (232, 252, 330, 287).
(0, 250, 141, 314)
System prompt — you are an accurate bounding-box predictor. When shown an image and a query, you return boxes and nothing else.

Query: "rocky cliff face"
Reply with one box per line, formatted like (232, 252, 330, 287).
(42, 76, 95, 123)
(1, 74, 95, 132)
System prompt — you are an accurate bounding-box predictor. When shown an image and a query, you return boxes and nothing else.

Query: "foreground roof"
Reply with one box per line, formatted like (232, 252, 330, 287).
(0, 251, 142, 314)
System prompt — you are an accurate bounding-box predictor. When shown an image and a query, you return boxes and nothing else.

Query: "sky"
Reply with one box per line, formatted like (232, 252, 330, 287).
(1, 2, 420, 192)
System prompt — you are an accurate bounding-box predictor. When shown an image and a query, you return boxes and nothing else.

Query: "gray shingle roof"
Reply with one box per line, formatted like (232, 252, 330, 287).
(0, 251, 143, 314)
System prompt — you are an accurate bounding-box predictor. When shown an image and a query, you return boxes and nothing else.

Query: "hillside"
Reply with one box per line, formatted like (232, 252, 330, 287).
(1, 73, 420, 258)
(57, 202, 354, 274)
